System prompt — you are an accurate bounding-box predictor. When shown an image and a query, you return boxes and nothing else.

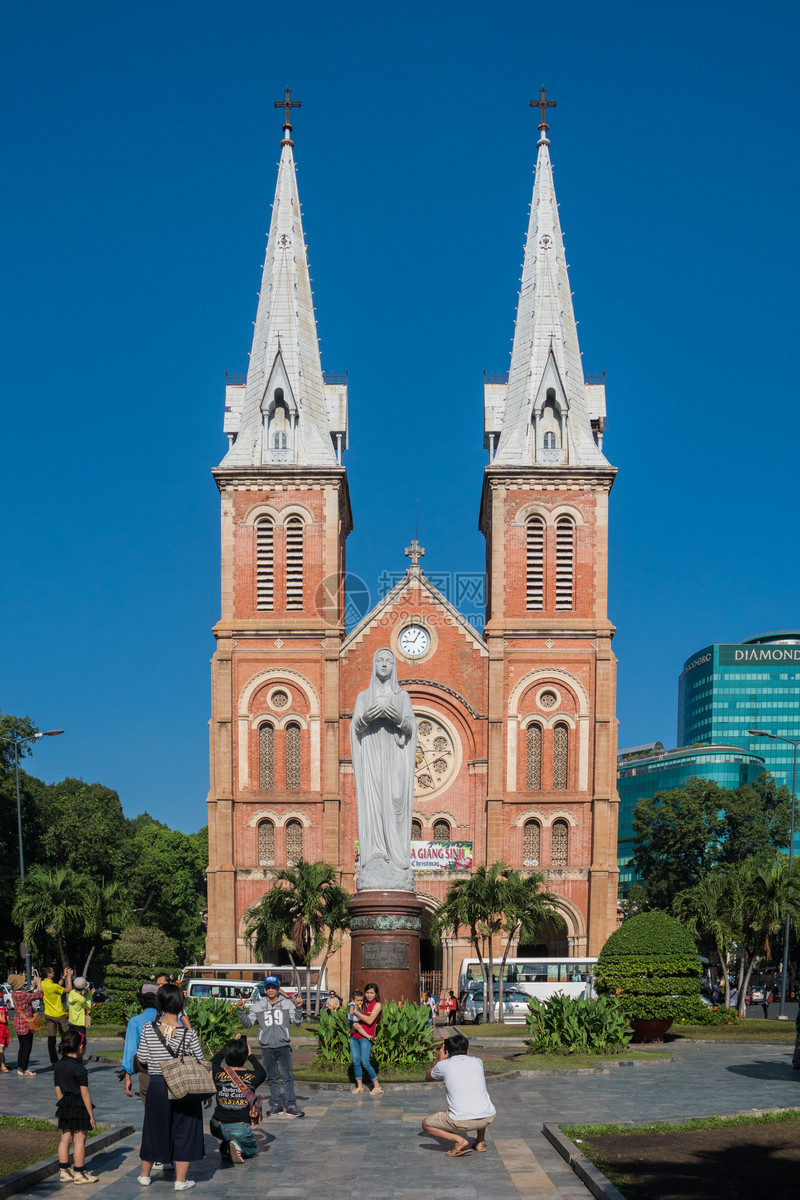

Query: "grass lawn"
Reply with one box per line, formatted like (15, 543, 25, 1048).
(0, 1116, 106, 1179)
(669, 1019, 795, 1041)
(451, 1022, 527, 1036)
(561, 1111, 800, 1200)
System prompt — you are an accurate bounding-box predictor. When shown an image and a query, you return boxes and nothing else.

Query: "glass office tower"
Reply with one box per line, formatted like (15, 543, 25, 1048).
(617, 744, 765, 895)
(678, 631, 800, 854)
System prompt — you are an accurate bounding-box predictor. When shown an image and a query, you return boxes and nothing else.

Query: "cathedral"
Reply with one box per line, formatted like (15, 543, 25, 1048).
(205, 93, 620, 994)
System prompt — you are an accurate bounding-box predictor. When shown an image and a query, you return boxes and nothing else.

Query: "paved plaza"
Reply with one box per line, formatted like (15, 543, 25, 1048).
(1, 1036, 799, 1199)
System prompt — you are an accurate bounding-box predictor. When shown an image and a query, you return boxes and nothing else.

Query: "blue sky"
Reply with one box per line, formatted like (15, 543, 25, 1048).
(2, 1, 798, 832)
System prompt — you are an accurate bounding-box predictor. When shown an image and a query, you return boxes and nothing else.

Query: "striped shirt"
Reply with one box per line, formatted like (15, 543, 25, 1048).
(136, 1021, 204, 1075)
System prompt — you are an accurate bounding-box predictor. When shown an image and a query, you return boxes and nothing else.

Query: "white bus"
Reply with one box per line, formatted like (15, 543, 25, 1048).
(178, 963, 327, 997)
(458, 957, 597, 1002)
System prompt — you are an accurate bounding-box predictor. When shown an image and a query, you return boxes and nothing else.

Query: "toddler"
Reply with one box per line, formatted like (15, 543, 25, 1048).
(347, 991, 374, 1040)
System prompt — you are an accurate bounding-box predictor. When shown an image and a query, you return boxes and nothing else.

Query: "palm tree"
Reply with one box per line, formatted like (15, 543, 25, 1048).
(673, 872, 736, 1006)
(243, 860, 351, 1016)
(494, 869, 564, 1020)
(80, 880, 135, 978)
(12, 866, 93, 969)
(728, 855, 800, 1015)
(432, 864, 507, 1022)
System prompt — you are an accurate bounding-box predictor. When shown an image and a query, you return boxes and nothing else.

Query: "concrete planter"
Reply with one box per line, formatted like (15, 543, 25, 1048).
(630, 1017, 674, 1043)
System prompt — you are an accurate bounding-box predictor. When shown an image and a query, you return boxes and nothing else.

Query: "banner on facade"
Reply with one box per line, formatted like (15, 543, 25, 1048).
(411, 841, 473, 870)
(355, 840, 473, 871)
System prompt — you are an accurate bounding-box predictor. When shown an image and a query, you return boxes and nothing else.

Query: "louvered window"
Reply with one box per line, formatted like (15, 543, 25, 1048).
(526, 516, 544, 610)
(432, 819, 451, 841)
(286, 819, 303, 866)
(411, 820, 422, 840)
(286, 722, 301, 790)
(526, 724, 542, 789)
(256, 519, 274, 610)
(285, 518, 304, 610)
(555, 516, 575, 610)
(551, 819, 569, 867)
(553, 723, 569, 790)
(259, 724, 274, 790)
(257, 819, 275, 866)
(523, 819, 541, 867)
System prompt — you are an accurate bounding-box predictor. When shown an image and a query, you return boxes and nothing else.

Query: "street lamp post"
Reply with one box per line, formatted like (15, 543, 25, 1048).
(748, 728, 798, 1020)
(0, 728, 64, 986)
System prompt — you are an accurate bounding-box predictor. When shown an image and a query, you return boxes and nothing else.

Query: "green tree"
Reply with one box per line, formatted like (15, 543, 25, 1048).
(632, 774, 791, 908)
(432, 863, 562, 1023)
(673, 873, 736, 1006)
(80, 880, 135, 978)
(38, 780, 128, 880)
(727, 856, 800, 1015)
(12, 866, 93, 969)
(243, 860, 351, 1016)
(104, 925, 180, 996)
(494, 869, 564, 1020)
(126, 822, 208, 964)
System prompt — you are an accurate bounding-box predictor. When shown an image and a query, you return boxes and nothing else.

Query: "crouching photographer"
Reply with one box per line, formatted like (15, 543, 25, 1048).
(421, 1033, 496, 1157)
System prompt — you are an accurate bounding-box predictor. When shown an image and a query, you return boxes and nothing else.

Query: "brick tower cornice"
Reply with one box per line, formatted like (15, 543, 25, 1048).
(479, 463, 616, 533)
(213, 464, 353, 534)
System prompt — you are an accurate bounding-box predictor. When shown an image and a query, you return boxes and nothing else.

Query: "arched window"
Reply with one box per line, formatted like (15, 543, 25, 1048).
(432, 819, 451, 841)
(411, 820, 422, 841)
(285, 723, 301, 789)
(523, 819, 541, 867)
(285, 517, 304, 610)
(285, 819, 303, 866)
(270, 392, 291, 451)
(543, 431, 556, 449)
(551, 819, 569, 867)
(555, 516, 575, 610)
(526, 724, 542, 789)
(526, 515, 544, 610)
(255, 518, 274, 610)
(257, 819, 275, 866)
(259, 724, 274, 790)
(553, 723, 569, 789)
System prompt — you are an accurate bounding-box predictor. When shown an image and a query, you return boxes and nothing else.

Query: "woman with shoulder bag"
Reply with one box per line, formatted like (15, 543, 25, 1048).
(8, 972, 43, 1077)
(136, 983, 210, 1191)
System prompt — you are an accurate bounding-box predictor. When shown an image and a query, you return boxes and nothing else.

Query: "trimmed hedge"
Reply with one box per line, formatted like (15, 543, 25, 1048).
(594, 913, 703, 1021)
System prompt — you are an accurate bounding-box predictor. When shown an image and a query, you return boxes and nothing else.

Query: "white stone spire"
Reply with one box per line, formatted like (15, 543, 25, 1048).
(490, 104, 609, 468)
(220, 107, 343, 468)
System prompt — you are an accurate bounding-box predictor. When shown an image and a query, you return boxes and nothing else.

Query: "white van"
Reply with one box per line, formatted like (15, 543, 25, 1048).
(183, 979, 260, 1006)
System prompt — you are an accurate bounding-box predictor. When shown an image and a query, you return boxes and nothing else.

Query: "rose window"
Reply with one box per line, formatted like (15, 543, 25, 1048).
(414, 714, 458, 799)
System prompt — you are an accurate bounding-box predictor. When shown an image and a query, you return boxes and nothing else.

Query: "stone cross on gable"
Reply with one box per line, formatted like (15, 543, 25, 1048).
(405, 539, 425, 568)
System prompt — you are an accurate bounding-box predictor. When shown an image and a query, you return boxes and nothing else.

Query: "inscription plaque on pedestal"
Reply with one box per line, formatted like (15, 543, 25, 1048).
(362, 940, 409, 971)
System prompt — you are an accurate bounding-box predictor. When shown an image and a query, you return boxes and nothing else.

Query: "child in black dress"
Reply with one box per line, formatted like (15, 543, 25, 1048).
(53, 1029, 99, 1184)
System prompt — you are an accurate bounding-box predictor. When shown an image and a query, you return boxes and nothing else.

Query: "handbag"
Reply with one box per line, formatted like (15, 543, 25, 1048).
(222, 1063, 263, 1125)
(151, 1023, 214, 1100)
(28, 1014, 44, 1033)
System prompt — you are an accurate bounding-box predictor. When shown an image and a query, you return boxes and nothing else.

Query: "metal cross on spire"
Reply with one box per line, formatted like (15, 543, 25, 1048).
(405, 539, 425, 568)
(274, 87, 301, 145)
(530, 86, 557, 132)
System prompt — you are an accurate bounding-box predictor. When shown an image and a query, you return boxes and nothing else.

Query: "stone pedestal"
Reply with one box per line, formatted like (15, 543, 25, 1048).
(347, 891, 424, 1004)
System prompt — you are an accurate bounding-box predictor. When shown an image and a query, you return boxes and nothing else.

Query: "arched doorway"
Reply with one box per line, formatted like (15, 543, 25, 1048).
(417, 894, 442, 999)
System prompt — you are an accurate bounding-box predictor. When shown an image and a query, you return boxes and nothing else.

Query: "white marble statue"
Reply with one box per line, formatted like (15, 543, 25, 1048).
(351, 648, 416, 892)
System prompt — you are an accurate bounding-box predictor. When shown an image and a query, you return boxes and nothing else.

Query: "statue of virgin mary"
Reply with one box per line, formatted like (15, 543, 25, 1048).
(350, 647, 416, 892)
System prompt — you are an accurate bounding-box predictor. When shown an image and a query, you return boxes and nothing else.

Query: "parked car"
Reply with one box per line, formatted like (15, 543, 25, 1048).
(1, 982, 14, 1011)
(459, 986, 532, 1024)
(750, 987, 765, 1002)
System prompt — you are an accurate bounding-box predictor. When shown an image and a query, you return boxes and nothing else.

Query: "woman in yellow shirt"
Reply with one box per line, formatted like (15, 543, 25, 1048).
(67, 978, 93, 1046)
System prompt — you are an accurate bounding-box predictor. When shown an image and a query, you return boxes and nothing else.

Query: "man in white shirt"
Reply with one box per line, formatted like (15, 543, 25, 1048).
(422, 1033, 496, 1157)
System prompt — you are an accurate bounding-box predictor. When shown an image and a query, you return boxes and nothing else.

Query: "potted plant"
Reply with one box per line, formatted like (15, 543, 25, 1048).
(594, 913, 703, 1042)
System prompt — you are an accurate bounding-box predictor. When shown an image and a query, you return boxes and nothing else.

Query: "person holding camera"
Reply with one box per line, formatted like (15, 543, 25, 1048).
(8, 972, 43, 1077)
(42, 966, 72, 1066)
(422, 1033, 496, 1157)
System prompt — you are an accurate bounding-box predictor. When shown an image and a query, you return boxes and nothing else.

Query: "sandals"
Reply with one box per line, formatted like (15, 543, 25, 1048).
(18, 1070, 37, 1077)
(446, 1146, 472, 1157)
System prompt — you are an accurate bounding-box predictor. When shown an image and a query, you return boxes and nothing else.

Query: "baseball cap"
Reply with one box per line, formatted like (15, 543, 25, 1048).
(264, 975, 281, 987)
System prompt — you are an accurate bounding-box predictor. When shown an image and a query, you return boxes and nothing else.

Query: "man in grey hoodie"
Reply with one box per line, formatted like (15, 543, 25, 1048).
(236, 976, 305, 1117)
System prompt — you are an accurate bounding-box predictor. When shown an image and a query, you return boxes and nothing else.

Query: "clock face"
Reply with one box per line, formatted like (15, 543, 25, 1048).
(398, 624, 431, 658)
